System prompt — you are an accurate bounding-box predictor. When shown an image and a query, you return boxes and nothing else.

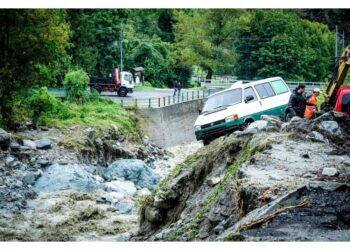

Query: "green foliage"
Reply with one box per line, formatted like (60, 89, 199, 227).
(233, 10, 334, 81)
(29, 87, 58, 126)
(63, 70, 89, 101)
(174, 10, 243, 79)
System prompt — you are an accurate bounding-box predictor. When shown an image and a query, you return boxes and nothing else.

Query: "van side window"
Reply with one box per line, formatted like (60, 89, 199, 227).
(254, 83, 276, 99)
(271, 80, 289, 94)
(244, 87, 257, 102)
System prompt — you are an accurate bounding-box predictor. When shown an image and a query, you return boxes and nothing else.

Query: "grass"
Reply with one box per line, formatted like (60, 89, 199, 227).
(9, 88, 142, 141)
(41, 99, 141, 140)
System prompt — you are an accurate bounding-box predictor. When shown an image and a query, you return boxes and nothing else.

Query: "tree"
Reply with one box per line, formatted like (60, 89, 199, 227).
(0, 9, 70, 127)
(174, 9, 242, 79)
(233, 10, 334, 81)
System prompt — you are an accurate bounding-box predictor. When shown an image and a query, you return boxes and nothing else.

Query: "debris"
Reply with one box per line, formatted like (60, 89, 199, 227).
(207, 176, 221, 187)
(238, 199, 310, 232)
(322, 167, 339, 177)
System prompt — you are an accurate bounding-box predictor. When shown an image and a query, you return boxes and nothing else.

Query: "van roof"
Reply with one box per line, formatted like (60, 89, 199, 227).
(209, 77, 283, 97)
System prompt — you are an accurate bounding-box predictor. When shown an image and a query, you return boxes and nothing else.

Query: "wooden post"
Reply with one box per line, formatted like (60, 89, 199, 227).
(149, 98, 151, 108)
(158, 98, 160, 107)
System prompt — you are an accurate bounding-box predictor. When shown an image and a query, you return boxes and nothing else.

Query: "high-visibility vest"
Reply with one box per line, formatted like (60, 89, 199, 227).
(304, 94, 317, 119)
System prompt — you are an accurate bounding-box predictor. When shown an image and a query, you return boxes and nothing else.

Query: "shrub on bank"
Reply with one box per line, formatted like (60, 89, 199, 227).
(63, 70, 89, 101)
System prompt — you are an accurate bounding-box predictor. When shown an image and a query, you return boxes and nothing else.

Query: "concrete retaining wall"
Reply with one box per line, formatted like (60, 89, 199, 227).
(139, 99, 207, 148)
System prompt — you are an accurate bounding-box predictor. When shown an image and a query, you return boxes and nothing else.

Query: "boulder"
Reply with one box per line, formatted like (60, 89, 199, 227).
(104, 180, 137, 196)
(115, 201, 133, 214)
(102, 159, 160, 191)
(207, 176, 221, 187)
(246, 120, 269, 132)
(260, 115, 282, 123)
(318, 121, 342, 136)
(9, 142, 20, 151)
(35, 139, 52, 150)
(306, 131, 327, 143)
(145, 206, 163, 224)
(34, 163, 104, 193)
(322, 167, 339, 177)
(22, 139, 36, 150)
(0, 128, 11, 150)
(23, 171, 41, 186)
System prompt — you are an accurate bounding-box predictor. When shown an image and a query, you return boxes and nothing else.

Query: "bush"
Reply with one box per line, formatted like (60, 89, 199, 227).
(63, 70, 89, 101)
(29, 87, 58, 126)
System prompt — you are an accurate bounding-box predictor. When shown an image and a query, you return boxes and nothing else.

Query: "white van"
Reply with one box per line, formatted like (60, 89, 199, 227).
(194, 77, 291, 144)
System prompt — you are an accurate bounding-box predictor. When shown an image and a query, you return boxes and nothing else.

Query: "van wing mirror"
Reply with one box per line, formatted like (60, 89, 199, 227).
(198, 109, 202, 114)
(245, 95, 254, 103)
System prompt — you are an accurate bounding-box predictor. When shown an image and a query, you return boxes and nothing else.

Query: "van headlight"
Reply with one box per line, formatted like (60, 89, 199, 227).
(195, 125, 201, 131)
(225, 114, 239, 122)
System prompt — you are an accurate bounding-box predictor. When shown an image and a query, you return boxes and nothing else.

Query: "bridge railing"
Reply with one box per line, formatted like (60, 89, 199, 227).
(201, 80, 323, 92)
(114, 89, 212, 109)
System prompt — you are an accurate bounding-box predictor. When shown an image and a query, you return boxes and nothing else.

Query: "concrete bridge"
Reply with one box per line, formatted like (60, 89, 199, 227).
(139, 99, 206, 148)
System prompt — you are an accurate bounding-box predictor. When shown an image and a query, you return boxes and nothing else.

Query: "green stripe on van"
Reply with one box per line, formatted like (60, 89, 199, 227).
(195, 104, 288, 138)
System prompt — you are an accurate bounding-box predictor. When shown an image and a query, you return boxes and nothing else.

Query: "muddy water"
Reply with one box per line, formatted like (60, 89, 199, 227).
(0, 141, 203, 241)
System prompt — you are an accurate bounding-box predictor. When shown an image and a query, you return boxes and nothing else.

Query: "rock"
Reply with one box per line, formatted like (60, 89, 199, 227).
(101, 192, 125, 204)
(115, 201, 133, 214)
(58, 159, 69, 165)
(102, 159, 160, 191)
(269, 173, 284, 181)
(9, 142, 20, 151)
(290, 116, 302, 123)
(280, 122, 290, 131)
(318, 121, 341, 136)
(322, 167, 339, 177)
(0, 177, 4, 186)
(94, 138, 103, 148)
(34, 163, 104, 193)
(343, 160, 350, 166)
(105, 180, 137, 196)
(246, 120, 269, 132)
(306, 131, 327, 143)
(301, 153, 310, 159)
(137, 188, 152, 197)
(0, 128, 11, 150)
(5, 156, 15, 167)
(15, 180, 23, 188)
(145, 206, 163, 224)
(36, 159, 51, 167)
(314, 112, 335, 122)
(85, 127, 95, 138)
(23, 171, 40, 186)
(143, 136, 150, 146)
(40, 126, 49, 131)
(207, 176, 221, 187)
(35, 139, 52, 150)
(84, 165, 96, 174)
(22, 139, 36, 150)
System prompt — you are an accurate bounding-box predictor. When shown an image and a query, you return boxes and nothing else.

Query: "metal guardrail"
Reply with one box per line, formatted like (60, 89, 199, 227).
(115, 89, 212, 109)
(201, 80, 323, 92)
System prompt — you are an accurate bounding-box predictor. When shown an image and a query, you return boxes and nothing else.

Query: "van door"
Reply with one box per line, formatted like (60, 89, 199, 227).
(254, 82, 277, 110)
(243, 87, 262, 118)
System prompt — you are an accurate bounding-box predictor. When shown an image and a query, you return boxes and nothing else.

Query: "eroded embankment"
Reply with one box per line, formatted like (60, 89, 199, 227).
(134, 112, 350, 241)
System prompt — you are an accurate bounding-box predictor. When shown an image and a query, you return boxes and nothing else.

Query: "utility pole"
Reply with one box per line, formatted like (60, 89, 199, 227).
(335, 25, 338, 63)
(120, 27, 124, 72)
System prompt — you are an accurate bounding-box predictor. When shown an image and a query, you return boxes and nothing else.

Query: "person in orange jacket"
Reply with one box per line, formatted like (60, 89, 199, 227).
(304, 88, 321, 119)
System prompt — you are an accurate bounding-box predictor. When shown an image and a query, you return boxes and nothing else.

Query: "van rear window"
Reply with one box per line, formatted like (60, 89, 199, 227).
(341, 94, 350, 113)
(255, 83, 276, 99)
(271, 80, 289, 94)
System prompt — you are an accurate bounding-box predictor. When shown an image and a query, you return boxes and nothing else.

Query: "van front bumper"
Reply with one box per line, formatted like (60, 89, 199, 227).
(195, 118, 244, 141)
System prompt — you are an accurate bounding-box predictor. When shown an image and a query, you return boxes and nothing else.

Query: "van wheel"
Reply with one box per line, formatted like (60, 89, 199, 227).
(243, 118, 254, 130)
(118, 87, 127, 97)
(203, 139, 211, 146)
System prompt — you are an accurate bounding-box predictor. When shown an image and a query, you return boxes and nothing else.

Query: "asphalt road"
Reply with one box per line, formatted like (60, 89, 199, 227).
(102, 88, 208, 108)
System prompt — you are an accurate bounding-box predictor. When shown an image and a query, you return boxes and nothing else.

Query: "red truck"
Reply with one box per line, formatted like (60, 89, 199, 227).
(89, 68, 134, 97)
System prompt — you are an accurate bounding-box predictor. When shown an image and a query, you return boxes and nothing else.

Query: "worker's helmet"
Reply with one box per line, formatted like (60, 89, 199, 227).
(313, 87, 322, 93)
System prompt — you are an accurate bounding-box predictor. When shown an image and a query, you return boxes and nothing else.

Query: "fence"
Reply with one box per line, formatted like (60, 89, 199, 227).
(201, 80, 323, 92)
(114, 89, 212, 109)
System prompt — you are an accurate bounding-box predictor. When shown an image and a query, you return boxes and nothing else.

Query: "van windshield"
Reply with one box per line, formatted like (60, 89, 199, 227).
(203, 88, 242, 112)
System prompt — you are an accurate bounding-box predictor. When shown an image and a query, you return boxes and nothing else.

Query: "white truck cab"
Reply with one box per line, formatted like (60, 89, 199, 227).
(121, 71, 135, 90)
(194, 77, 291, 145)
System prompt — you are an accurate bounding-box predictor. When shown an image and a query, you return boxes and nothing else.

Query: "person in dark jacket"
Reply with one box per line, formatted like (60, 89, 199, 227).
(287, 85, 316, 118)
